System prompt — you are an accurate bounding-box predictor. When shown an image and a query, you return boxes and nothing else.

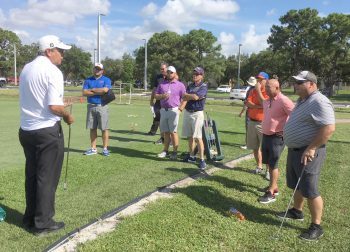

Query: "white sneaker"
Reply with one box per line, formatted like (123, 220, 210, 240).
(254, 167, 263, 174)
(240, 145, 247, 150)
(157, 151, 168, 158)
(265, 171, 270, 181)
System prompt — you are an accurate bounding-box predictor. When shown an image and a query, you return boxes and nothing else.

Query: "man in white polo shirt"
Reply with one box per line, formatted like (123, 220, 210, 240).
(19, 35, 74, 235)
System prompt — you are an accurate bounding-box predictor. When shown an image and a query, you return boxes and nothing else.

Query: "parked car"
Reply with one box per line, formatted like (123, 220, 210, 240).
(230, 86, 251, 100)
(216, 85, 231, 93)
(0, 77, 6, 88)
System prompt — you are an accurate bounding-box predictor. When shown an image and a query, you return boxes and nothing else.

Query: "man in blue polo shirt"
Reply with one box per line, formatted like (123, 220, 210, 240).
(180, 67, 208, 170)
(82, 63, 112, 156)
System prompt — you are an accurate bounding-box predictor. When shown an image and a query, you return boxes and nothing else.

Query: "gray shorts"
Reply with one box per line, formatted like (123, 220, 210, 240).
(262, 134, 285, 169)
(86, 104, 109, 130)
(286, 146, 326, 198)
(160, 108, 180, 133)
(182, 110, 204, 138)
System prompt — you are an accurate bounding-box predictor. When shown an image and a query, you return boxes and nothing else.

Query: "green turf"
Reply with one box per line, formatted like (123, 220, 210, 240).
(78, 124, 350, 252)
(0, 94, 249, 251)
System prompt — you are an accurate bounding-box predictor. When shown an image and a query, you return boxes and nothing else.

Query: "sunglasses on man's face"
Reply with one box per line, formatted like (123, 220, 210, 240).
(295, 80, 309, 85)
(55, 48, 65, 56)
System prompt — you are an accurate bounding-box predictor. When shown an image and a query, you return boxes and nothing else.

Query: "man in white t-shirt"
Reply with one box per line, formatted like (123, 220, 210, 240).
(19, 35, 74, 236)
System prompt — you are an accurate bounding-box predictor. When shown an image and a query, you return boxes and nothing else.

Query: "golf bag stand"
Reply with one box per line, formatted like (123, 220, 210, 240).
(202, 113, 224, 161)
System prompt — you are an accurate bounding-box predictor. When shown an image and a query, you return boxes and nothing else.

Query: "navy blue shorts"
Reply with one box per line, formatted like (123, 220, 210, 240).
(286, 146, 326, 198)
(261, 134, 285, 169)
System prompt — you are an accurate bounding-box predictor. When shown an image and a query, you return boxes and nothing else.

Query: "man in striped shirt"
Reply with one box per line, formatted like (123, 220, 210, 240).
(276, 71, 335, 241)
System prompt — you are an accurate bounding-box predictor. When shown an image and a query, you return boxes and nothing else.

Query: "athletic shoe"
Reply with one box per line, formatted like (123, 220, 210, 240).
(265, 171, 270, 181)
(84, 148, 97, 155)
(199, 160, 206, 170)
(258, 191, 276, 204)
(183, 155, 196, 163)
(254, 167, 263, 174)
(257, 186, 279, 196)
(146, 131, 156, 136)
(157, 151, 168, 158)
(154, 138, 163, 145)
(276, 208, 304, 221)
(169, 152, 177, 160)
(102, 149, 110, 156)
(299, 223, 324, 241)
(240, 145, 247, 150)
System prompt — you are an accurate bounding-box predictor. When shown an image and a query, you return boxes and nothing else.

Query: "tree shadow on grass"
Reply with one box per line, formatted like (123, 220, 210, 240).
(107, 145, 160, 161)
(218, 130, 245, 135)
(109, 135, 154, 143)
(329, 139, 350, 145)
(109, 129, 151, 136)
(1, 204, 24, 229)
(173, 185, 301, 230)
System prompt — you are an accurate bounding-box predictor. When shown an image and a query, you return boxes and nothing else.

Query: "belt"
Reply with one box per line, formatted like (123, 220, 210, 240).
(89, 103, 102, 106)
(292, 144, 325, 151)
(162, 107, 178, 111)
(186, 109, 202, 113)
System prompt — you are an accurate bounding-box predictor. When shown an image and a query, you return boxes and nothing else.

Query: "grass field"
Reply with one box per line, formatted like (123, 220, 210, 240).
(0, 89, 349, 251)
(0, 92, 249, 251)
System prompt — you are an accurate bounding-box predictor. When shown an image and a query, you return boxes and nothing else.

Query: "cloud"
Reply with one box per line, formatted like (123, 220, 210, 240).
(240, 25, 269, 54)
(141, 2, 158, 17)
(218, 32, 236, 57)
(150, 0, 239, 34)
(266, 8, 276, 16)
(8, 0, 111, 28)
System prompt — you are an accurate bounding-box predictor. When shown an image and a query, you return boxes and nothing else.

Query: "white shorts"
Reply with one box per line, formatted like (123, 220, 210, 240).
(182, 110, 204, 139)
(160, 108, 180, 133)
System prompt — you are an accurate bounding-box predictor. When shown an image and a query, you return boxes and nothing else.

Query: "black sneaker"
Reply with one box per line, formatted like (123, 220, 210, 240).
(32, 221, 65, 236)
(257, 186, 279, 196)
(276, 208, 304, 221)
(299, 223, 324, 241)
(258, 191, 276, 204)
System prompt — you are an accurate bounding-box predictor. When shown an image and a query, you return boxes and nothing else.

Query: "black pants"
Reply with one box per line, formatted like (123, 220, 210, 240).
(19, 122, 64, 229)
(149, 101, 161, 134)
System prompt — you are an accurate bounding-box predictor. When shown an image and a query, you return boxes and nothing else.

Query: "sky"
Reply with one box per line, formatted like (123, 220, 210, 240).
(0, 0, 349, 60)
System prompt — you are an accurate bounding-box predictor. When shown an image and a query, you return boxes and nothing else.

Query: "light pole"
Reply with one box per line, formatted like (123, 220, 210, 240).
(13, 44, 17, 85)
(93, 48, 97, 64)
(142, 39, 148, 91)
(97, 13, 105, 63)
(237, 43, 242, 88)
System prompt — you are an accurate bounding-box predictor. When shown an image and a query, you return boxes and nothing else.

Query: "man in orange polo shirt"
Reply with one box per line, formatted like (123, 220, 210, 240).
(246, 72, 269, 174)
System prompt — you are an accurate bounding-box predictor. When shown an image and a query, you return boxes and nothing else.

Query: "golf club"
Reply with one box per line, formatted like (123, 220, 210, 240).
(63, 104, 73, 190)
(272, 165, 306, 240)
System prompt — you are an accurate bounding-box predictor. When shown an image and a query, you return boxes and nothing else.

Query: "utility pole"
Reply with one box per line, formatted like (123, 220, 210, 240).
(237, 43, 242, 88)
(143, 39, 148, 91)
(97, 13, 105, 63)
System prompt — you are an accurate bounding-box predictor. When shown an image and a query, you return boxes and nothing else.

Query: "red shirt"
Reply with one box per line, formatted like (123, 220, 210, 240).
(247, 87, 268, 121)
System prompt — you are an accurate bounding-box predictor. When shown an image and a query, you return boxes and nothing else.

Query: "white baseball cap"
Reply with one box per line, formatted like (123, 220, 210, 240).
(94, 63, 104, 69)
(167, 66, 176, 73)
(247, 76, 257, 86)
(39, 35, 72, 51)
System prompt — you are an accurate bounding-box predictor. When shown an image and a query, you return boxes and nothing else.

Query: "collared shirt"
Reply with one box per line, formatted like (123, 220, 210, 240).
(284, 91, 335, 148)
(262, 92, 295, 135)
(247, 86, 268, 121)
(83, 75, 112, 104)
(19, 56, 64, 131)
(185, 82, 208, 111)
(156, 79, 186, 108)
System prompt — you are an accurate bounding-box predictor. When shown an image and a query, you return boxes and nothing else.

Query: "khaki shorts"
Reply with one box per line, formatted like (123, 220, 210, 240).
(160, 108, 180, 133)
(86, 104, 109, 130)
(246, 120, 262, 150)
(182, 110, 204, 138)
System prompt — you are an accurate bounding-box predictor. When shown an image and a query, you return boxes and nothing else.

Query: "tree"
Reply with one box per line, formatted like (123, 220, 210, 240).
(268, 9, 350, 89)
(102, 57, 123, 84)
(0, 28, 21, 77)
(121, 53, 135, 83)
(60, 45, 92, 81)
